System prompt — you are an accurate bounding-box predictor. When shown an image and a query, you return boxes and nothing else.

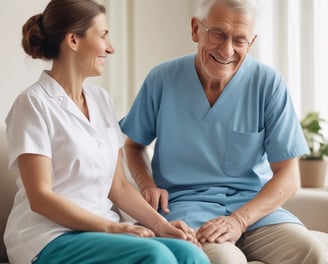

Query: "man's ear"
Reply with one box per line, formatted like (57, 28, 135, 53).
(250, 34, 258, 45)
(191, 17, 200, 43)
(247, 34, 258, 51)
(65, 33, 79, 51)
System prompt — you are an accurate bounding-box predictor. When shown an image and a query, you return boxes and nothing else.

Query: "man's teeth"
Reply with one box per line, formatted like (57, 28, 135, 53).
(212, 55, 231, 64)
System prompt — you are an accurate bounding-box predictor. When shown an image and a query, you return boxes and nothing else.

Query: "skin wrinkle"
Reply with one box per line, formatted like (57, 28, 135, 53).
(120, 0, 326, 263)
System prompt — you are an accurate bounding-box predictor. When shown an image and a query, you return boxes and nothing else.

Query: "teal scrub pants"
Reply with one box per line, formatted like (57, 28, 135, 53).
(33, 231, 210, 264)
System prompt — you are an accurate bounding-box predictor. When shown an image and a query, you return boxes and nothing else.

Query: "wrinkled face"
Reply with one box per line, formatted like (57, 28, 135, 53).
(75, 13, 114, 77)
(192, 2, 256, 84)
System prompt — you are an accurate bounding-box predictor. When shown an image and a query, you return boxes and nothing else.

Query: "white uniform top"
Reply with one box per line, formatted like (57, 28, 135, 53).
(4, 71, 124, 264)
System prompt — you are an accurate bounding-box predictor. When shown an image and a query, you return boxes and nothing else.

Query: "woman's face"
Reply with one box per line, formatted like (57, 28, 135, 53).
(75, 13, 114, 77)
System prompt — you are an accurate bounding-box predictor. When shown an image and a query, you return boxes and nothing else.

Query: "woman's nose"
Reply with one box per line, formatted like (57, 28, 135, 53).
(106, 41, 115, 54)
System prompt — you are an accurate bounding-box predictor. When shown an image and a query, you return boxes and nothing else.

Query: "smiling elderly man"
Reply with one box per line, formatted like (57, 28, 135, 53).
(120, 0, 328, 263)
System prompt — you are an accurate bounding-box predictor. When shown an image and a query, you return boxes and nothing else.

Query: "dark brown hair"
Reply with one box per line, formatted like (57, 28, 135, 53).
(22, 0, 106, 60)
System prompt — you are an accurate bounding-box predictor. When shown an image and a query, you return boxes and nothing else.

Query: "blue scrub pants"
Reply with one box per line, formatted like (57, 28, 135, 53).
(33, 231, 210, 264)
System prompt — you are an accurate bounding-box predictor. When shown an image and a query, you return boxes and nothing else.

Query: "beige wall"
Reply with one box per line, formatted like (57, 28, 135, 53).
(0, 1, 198, 124)
(0, 1, 106, 125)
(0, 1, 48, 125)
(106, 0, 198, 118)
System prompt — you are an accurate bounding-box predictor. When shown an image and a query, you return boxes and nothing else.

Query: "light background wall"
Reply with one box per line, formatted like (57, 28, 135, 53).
(0, 0, 106, 125)
(0, 0, 199, 124)
(105, 0, 199, 118)
(0, 0, 324, 126)
(0, 1, 48, 125)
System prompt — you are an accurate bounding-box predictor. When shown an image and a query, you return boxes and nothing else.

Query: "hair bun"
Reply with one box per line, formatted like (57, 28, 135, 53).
(22, 14, 47, 59)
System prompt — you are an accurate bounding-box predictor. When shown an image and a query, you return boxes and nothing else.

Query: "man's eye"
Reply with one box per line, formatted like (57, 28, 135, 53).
(235, 38, 248, 44)
(211, 31, 226, 40)
(235, 39, 248, 43)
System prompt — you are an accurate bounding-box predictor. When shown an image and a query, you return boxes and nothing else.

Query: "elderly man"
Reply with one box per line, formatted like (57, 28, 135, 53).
(120, 0, 328, 263)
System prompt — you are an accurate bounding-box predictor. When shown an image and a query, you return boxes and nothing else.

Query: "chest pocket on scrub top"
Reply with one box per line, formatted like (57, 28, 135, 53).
(224, 129, 265, 176)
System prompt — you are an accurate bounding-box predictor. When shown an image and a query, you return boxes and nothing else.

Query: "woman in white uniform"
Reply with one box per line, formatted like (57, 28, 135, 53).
(4, 1, 210, 264)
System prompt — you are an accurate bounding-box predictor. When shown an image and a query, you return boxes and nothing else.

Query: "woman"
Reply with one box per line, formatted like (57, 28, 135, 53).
(4, 1, 210, 263)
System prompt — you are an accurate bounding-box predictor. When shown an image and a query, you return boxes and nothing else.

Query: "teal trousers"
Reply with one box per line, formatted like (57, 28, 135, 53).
(33, 231, 210, 264)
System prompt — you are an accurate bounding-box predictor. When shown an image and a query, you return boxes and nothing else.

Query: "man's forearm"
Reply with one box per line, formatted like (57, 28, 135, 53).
(232, 158, 300, 229)
(123, 139, 155, 191)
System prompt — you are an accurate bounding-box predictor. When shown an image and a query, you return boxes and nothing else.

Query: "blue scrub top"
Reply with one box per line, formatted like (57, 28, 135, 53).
(120, 54, 309, 230)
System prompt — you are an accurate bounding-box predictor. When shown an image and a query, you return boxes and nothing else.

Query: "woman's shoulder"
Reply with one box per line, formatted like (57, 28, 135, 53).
(11, 81, 45, 110)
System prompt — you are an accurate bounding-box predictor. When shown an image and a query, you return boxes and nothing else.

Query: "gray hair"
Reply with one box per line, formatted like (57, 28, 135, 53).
(195, 0, 258, 21)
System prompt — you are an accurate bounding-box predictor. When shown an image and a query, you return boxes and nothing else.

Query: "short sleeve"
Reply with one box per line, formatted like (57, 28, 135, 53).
(120, 71, 161, 145)
(6, 92, 51, 169)
(103, 90, 125, 148)
(264, 78, 309, 162)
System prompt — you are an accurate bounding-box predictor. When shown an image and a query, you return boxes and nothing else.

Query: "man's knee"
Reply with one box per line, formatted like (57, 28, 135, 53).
(202, 242, 248, 264)
(296, 233, 328, 263)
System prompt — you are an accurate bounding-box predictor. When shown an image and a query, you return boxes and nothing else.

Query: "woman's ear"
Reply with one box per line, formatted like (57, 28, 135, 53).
(65, 33, 79, 51)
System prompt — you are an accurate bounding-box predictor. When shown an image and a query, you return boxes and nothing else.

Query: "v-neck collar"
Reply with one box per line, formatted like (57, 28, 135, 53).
(38, 71, 93, 126)
(190, 55, 251, 122)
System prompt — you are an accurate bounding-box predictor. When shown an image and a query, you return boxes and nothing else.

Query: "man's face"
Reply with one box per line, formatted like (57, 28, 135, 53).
(192, 2, 256, 83)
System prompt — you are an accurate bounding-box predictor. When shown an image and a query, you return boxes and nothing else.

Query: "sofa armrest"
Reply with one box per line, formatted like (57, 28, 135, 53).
(283, 188, 328, 233)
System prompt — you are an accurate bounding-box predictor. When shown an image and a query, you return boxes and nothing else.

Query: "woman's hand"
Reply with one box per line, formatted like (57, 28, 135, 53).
(170, 220, 201, 247)
(155, 220, 201, 247)
(110, 222, 156, 237)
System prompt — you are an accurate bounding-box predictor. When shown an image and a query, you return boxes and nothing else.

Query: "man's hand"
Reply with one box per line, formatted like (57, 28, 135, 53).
(196, 214, 246, 244)
(141, 186, 170, 214)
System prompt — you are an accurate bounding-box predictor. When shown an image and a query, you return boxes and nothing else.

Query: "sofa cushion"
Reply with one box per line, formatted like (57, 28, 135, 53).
(283, 188, 328, 233)
(0, 125, 17, 263)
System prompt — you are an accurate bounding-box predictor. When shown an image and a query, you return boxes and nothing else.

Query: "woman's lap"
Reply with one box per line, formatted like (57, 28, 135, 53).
(33, 231, 209, 264)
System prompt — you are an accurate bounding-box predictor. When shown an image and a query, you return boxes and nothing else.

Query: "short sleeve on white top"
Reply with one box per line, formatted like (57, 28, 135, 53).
(4, 71, 124, 264)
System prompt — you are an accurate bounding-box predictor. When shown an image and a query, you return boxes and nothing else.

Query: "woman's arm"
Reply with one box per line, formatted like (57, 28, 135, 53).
(123, 138, 170, 213)
(18, 153, 153, 237)
(110, 150, 197, 242)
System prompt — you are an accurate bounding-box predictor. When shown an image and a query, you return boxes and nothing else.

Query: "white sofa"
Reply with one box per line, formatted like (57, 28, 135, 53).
(1, 124, 328, 263)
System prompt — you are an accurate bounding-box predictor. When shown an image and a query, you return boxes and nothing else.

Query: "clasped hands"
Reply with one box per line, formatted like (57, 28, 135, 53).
(141, 186, 248, 245)
(110, 219, 200, 245)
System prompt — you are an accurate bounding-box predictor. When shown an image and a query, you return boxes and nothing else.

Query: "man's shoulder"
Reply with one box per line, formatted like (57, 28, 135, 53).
(246, 55, 280, 76)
